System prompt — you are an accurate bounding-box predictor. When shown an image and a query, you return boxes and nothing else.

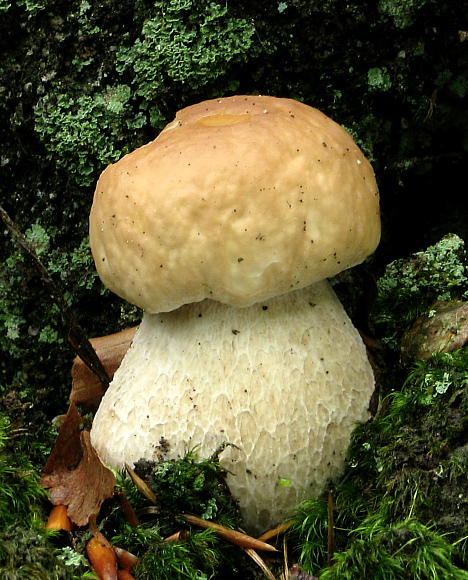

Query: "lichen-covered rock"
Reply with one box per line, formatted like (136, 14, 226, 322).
(400, 300, 468, 361)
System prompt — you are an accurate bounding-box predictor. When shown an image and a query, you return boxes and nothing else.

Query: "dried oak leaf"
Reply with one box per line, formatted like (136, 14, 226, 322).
(40, 402, 115, 526)
(70, 326, 137, 409)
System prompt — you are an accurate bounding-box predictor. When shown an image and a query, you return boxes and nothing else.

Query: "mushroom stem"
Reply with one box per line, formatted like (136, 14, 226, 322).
(90, 280, 374, 534)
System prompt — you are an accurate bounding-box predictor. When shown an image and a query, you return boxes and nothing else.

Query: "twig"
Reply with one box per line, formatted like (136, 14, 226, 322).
(180, 513, 278, 552)
(282, 535, 289, 580)
(327, 489, 335, 567)
(115, 490, 140, 528)
(0, 204, 110, 391)
(257, 520, 294, 542)
(244, 548, 277, 580)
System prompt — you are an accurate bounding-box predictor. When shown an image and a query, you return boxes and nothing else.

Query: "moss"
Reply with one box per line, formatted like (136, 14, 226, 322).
(290, 235, 468, 579)
(0, 526, 91, 580)
(124, 527, 221, 580)
(107, 451, 249, 579)
(321, 518, 468, 580)
(377, 0, 436, 29)
(0, 0, 49, 15)
(290, 348, 468, 577)
(0, 412, 93, 579)
(134, 448, 241, 531)
(0, 414, 48, 529)
(367, 66, 393, 92)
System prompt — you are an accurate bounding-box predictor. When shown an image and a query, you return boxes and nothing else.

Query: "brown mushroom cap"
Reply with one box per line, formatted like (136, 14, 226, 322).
(89, 95, 380, 313)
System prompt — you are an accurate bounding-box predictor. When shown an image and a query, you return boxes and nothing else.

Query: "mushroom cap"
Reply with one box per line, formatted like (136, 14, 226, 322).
(89, 95, 380, 313)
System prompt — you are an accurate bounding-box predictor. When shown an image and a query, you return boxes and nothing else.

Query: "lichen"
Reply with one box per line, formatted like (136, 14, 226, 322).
(374, 234, 468, 351)
(34, 87, 141, 187)
(115, 0, 259, 101)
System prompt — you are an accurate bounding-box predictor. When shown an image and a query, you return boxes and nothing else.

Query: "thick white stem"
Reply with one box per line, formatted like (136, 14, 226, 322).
(91, 280, 374, 533)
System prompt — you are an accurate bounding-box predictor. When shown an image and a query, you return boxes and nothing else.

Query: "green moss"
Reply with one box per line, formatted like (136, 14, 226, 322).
(108, 451, 245, 579)
(291, 356, 468, 577)
(0, 414, 47, 529)
(113, 523, 224, 580)
(10, 0, 48, 15)
(135, 448, 241, 529)
(0, 412, 94, 578)
(321, 518, 468, 580)
(0, 526, 92, 580)
(289, 235, 468, 579)
(133, 528, 220, 580)
(368, 66, 393, 92)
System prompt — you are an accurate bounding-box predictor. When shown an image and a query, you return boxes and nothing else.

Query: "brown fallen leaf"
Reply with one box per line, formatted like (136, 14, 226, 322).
(43, 401, 83, 472)
(180, 513, 278, 552)
(40, 402, 115, 527)
(71, 327, 137, 409)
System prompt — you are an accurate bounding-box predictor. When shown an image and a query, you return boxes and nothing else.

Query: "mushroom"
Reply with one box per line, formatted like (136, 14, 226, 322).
(89, 95, 380, 533)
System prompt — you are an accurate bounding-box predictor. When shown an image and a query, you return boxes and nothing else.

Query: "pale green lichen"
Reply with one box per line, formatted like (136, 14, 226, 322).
(115, 0, 258, 101)
(34, 86, 142, 186)
(378, 0, 432, 29)
(375, 234, 468, 349)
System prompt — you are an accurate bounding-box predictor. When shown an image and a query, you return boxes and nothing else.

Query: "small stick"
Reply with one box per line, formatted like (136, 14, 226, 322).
(180, 513, 278, 552)
(244, 548, 277, 580)
(115, 491, 140, 528)
(257, 520, 293, 542)
(0, 204, 110, 391)
(327, 489, 335, 567)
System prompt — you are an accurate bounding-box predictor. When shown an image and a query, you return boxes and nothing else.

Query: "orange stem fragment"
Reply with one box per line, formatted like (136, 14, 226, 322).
(87, 536, 118, 580)
(113, 546, 139, 571)
(117, 570, 137, 580)
(164, 529, 190, 542)
(45, 505, 74, 532)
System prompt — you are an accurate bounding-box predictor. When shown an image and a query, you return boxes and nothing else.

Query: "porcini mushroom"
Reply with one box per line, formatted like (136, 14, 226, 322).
(89, 95, 380, 533)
